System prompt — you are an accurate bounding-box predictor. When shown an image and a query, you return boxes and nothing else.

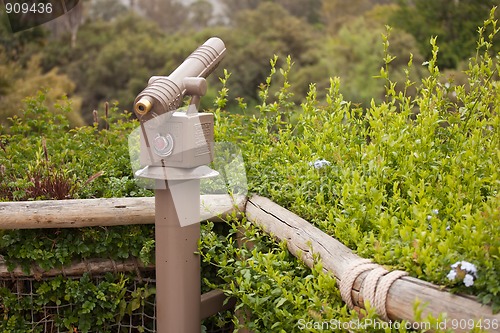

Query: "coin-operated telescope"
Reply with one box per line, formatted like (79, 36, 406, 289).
(133, 37, 225, 170)
(132, 37, 226, 333)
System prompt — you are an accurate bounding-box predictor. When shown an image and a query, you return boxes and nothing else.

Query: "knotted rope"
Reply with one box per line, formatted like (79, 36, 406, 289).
(339, 259, 408, 321)
(339, 259, 377, 308)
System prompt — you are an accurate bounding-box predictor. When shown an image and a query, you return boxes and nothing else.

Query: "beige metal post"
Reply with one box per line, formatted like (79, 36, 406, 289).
(155, 179, 200, 333)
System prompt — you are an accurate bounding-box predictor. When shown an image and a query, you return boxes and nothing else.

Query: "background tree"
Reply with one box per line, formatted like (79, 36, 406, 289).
(45, 1, 84, 48)
(137, 0, 188, 32)
(221, 0, 321, 25)
(0, 12, 83, 126)
(320, 0, 374, 34)
(274, 0, 322, 24)
(319, 0, 406, 35)
(188, 0, 214, 30)
(88, 0, 128, 22)
(217, 2, 319, 104)
(391, 0, 500, 68)
(219, 0, 261, 18)
(0, 14, 46, 63)
(323, 4, 424, 105)
(0, 51, 83, 127)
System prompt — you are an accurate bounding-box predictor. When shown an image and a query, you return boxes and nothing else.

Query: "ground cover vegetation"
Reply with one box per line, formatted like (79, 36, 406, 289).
(207, 14, 500, 327)
(0, 1, 498, 332)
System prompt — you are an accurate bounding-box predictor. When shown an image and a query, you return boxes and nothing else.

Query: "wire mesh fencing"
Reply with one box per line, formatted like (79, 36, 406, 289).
(0, 274, 157, 333)
(0, 272, 234, 333)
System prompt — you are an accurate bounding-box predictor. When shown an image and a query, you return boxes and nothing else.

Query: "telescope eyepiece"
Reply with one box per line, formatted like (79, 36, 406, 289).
(135, 96, 154, 116)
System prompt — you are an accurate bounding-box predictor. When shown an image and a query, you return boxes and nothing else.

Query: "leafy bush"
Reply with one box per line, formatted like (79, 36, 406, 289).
(0, 93, 151, 200)
(212, 11, 500, 317)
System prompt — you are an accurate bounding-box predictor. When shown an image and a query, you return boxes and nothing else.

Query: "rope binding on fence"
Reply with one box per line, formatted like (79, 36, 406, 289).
(339, 259, 409, 321)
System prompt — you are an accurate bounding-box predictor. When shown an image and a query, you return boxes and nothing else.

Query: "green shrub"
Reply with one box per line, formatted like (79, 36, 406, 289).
(0, 93, 151, 200)
(212, 11, 500, 317)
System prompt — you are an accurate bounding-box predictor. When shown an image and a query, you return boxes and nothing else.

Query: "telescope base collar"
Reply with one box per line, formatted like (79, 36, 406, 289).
(135, 165, 219, 180)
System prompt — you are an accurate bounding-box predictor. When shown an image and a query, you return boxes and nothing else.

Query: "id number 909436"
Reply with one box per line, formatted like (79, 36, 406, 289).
(4, 2, 53, 14)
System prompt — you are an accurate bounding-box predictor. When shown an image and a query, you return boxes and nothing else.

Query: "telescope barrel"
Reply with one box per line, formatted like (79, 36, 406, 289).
(155, 37, 226, 84)
(134, 37, 226, 119)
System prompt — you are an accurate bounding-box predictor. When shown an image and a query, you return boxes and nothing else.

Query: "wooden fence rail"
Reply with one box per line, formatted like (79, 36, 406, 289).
(0, 194, 246, 229)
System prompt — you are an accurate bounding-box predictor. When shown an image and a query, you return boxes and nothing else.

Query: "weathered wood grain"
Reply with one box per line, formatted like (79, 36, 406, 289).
(0, 257, 154, 278)
(0, 194, 246, 229)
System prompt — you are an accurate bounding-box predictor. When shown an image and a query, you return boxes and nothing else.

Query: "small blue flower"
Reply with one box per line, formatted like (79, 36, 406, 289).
(463, 274, 475, 287)
(455, 261, 477, 276)
(448, 260, 478, 287)
(309, 159, 331, 169)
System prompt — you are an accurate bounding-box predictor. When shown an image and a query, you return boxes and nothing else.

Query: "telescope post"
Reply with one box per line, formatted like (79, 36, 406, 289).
(155, 178, 201, 333)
